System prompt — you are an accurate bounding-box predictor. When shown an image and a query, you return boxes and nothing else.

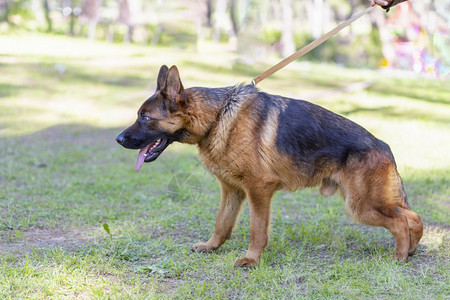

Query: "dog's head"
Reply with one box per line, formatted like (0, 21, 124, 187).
(116, 65, 189, 171)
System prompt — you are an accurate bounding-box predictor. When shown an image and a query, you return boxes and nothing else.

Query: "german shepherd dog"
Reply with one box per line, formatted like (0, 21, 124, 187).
(116, 65, 423, 267)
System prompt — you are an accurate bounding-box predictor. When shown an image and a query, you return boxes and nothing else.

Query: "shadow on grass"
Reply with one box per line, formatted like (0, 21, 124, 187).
(0, 83, 21, 98)
(0, 59, 151, 93)
(339, 103, 450, 125)
(368, 81, 450, 106)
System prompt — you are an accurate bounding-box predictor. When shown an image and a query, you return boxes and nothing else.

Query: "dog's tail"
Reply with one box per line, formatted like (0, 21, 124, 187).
(378, 139, 409, 210)
(398, 175, 410, 209)
(394, 170, 423, 256)
(385, 155, 410, 210)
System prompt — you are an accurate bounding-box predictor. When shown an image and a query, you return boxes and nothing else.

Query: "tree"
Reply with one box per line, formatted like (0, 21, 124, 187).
(280, 0, 295, 57)
(117, 0, 133, 43)
(81, 0, 101, 40)
(43, 0, 52, 32)
(0, 0, 9, 22)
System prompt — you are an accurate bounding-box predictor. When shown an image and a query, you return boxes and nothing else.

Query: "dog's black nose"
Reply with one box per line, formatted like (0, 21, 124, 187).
(116, 133, 126, 145)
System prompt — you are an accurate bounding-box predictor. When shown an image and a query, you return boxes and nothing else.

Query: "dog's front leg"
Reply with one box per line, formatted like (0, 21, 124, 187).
(234, 184, 276, 267)
(192, 180, 245, 253)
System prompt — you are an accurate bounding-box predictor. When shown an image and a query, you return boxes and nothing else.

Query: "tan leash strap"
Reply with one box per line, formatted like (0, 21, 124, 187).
(252, 6, 375, 85)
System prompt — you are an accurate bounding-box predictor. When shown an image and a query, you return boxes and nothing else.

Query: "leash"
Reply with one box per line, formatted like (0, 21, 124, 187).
(252, 6, 375, 86)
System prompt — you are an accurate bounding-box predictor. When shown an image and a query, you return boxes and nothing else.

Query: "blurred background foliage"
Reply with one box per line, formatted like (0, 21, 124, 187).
(0, 0, 449, 74)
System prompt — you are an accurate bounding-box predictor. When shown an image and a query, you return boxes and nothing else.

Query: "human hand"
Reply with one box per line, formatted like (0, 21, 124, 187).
(371, 0, 390, 6)
(371, 0, 407, 12)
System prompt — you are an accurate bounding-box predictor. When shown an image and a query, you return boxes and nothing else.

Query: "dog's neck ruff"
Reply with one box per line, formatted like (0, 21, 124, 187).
(203, 84, 258, 158)
(219, 84, 257, 118)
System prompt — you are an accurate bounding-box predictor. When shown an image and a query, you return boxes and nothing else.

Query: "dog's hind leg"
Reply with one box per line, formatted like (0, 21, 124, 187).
(344, 189, 410, 261)
(398, 207, 423, 256)
(192, 180, 246, 253)
(358, 207, 410, 262)
(341, 154, 413, 262)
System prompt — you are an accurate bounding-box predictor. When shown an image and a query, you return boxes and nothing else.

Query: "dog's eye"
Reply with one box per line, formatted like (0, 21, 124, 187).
(140, 111, 151, 121)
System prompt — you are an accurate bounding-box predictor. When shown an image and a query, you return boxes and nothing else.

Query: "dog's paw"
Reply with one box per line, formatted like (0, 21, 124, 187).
(391, 254, 408, 263)
(234, 257, 259, 268)
(192, 242, 216, 253)
(408, 245, 419, 256)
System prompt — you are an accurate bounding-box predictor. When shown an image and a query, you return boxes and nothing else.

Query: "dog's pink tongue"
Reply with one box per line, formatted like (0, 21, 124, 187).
(135, 147, 149, 172)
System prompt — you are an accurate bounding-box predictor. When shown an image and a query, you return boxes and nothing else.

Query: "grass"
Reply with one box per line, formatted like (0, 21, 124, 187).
(0, 33, 449, 299)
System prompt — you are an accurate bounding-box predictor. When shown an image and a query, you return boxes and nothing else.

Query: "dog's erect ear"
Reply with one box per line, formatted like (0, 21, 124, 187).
(164, 65, 184, 100)
(156, 65, 169, 91)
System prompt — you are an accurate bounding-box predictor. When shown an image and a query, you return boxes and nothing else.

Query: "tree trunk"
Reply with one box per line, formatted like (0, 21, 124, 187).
(230, 0, 239, 36)
(43, 0, 52, 32)
(82, 0, 101, 40)
(69, 12, 75, 36)
(67, 0, 75, 36)
(212, 0, 227, 42)
(312, 0, 323, 39)
(228, 0, 239, 50)
(1, 0, 9, 23)
(87, 20, 96, 40)
(118, 0, 131, 43)
(205, 0, 212, 27)
(281, 0, 295, 57)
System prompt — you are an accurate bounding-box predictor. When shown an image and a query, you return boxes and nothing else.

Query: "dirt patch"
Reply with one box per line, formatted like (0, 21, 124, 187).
(0, 227, 100, 257)
(420, 224, 449, 249)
